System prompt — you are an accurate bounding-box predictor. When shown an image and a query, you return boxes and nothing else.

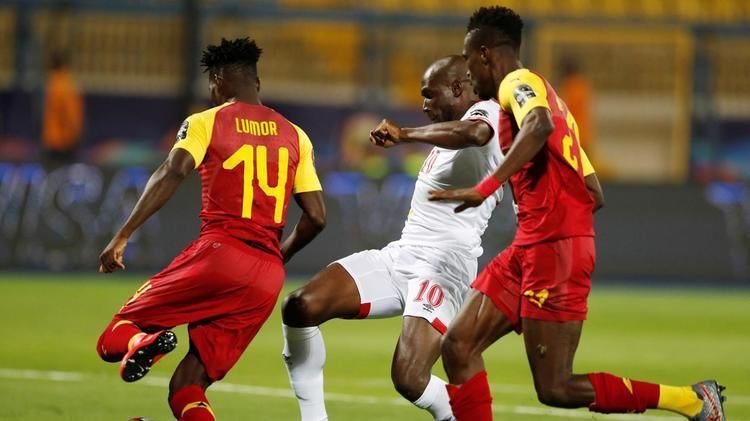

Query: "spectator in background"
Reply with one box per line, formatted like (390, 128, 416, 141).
(559, 58, 612, 179)
(559, 59, 593, 152)
(42, 51, 83, 165)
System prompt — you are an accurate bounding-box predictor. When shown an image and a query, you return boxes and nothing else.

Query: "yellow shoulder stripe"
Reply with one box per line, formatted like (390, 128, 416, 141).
(172, 102, 233, 168)
(291, 122, 322, 194)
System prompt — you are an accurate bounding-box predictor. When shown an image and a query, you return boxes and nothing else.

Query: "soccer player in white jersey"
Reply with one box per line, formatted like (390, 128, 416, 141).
(281, 55, 504, 421)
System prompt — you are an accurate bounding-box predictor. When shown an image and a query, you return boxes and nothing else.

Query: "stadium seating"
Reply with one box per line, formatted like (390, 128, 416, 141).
(280, 0, 750, 22)
(32, 10, 184, 95)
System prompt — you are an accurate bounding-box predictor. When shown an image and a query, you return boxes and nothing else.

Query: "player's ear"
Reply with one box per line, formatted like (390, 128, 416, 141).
(255, 76, 261, 93)
(479, 45, 490, 65)
(451, 79, 463, 98)
(213, 72, 224, 90)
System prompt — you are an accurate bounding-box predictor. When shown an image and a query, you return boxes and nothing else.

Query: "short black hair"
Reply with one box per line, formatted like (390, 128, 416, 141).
(467, 6, 524, 50)
(200, 37, 263, 74)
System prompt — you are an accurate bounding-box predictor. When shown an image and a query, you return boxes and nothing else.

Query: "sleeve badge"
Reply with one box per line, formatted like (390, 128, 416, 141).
(513, 84, 537, 107)
(176, 120, 189, 142)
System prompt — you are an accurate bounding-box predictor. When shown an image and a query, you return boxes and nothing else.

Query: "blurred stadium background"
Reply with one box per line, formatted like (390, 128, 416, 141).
(0, 1, 749, 420)
(2, 0, 750, 280)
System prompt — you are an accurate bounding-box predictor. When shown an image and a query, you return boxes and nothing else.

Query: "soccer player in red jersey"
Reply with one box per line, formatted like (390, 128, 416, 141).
(95, 38, 325, 421)
(429, 7, 726, 421)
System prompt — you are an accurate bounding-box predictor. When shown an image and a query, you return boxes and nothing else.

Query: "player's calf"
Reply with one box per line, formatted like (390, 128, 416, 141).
(96, 319, 143, 362)
(533, 375, 594, 409)
(170, 385, 215, 421)
(587, 373, 727, 420)
(391, 363, 431, 402)
(441, 329, 485, 383)
(391, 317, 442, 402)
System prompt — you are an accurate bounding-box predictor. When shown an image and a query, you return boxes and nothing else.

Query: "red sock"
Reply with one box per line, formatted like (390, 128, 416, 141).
(446, 371, 493, 421)
(170, 385, 215, 421)
(588, 372, 660, 414)
(96, 319, 142, 362)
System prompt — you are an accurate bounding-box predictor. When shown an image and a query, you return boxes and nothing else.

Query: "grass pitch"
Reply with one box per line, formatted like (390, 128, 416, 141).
(0, 273, 748, 420)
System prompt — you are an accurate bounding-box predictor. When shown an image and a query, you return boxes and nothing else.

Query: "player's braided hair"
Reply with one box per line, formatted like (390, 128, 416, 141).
(200, 37, 263, 74)
(467, 6, 524, 50)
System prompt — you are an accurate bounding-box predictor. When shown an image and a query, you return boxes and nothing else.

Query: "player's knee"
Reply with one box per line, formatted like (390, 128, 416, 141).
(535, 384, 573, 408)
(391, 362, 430, 402)
(282, 289, 324, 326)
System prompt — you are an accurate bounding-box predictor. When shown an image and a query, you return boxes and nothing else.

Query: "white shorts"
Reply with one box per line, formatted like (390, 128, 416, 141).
(334, 244, 477, 333)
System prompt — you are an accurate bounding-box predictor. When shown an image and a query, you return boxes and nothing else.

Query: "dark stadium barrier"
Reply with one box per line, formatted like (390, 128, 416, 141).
(0, 161, 746, 282)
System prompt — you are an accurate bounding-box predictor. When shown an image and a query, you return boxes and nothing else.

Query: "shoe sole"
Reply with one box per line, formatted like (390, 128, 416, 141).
(120, 331, 177, 383)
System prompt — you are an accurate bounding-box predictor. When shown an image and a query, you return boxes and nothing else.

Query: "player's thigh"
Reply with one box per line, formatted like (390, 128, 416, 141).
(522, 318, 583, 388)
(391, 316, 443, 382)
(282, 262, 363, 326)
(471, 246, 526, 333)
(519, 237, 595, 324)
(400, 248, 476, 333)
(189, 259, 285, 382)
(116, 238, 244, 329)
(443, 289, 515, 357)
(331, 248, 404, 319)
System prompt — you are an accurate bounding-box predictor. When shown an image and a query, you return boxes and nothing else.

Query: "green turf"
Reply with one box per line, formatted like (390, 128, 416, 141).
(0, 273, 748, 420)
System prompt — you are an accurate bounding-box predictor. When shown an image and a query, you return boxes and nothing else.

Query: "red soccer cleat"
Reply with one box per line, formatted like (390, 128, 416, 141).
(120, 330, 177, 382)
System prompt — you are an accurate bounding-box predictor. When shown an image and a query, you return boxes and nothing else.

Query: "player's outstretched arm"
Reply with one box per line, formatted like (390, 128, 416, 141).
(585, 173, 605, 212)
(429, 107, 553, 212)
(280, 190, 326, 264)
(370, 119, 492, 150)
(99, 148, 194, 273)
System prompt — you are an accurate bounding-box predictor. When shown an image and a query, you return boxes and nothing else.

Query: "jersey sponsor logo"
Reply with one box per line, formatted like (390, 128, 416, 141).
(523, 289, 549, 308)
(176, 120, 189, 141)
(513, 84, 536, 107)
(470, 108, 490, 119)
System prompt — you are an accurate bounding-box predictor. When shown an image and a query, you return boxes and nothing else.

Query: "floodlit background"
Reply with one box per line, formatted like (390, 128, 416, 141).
(0, 1, 749, 420)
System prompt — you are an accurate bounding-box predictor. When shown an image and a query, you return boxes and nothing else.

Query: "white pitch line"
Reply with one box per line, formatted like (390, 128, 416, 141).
(0, 368, 746, 421)
(0, 368, 84, 382)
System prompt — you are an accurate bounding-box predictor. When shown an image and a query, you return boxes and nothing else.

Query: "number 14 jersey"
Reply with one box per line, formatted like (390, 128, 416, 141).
(173, 102, 322, 259)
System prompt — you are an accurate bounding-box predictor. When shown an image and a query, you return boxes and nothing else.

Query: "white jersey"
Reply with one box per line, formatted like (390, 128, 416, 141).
(394, 100, 504, 258)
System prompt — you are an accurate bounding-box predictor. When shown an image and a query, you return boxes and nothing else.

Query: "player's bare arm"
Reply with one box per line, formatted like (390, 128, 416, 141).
(428, 107, 553, 212)
(280, 190, 326, 263)
(99, 148, 195, 273)
(585, 173, 605, 212)
(370, 118, 492, 150)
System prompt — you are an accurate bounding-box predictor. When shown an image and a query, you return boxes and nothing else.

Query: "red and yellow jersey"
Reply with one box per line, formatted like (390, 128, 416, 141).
(172, 102, 322, 259)
(497, 68, 595, 246)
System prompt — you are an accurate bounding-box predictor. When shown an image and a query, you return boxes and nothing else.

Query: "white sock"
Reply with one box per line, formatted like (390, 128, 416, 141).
(413, 375, 455, 421)
(282, 324, 328, 421)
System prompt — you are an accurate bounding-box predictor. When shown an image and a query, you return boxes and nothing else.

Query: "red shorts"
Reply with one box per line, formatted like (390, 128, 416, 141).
(113, 233, 284, 381)
(472, 236, 595, 333)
